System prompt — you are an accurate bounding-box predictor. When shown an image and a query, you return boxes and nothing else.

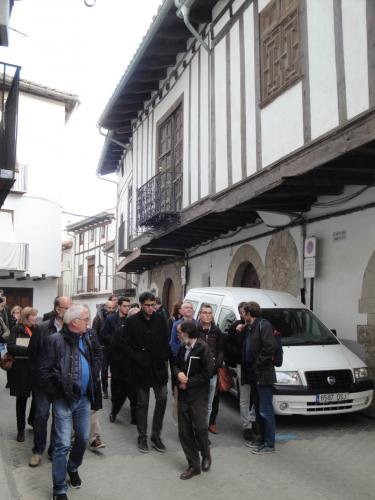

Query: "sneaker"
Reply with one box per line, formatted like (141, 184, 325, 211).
(52, 495, 68, 500)
(137, 437, 150, 453)
(90, 436, 106, 449)
(245, 438, 263, 449)
(67, 469, 82, 489)
(251, 444, 275, 455)
(151, 435, 166, 453)
(102, 390, 109, 399)
(29, 453, 42, 467)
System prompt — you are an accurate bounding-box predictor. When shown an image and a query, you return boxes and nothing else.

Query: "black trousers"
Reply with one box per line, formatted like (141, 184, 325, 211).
(209, 389, 220, 426)
(101, 347, 111, 392)
(136, 384, 167, 439)
(16, 396, 35, 431)
(111, 377, 137, 418)
(178, 398, 210, 470)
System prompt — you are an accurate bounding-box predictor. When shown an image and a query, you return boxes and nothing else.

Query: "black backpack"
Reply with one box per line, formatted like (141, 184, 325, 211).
(259, 319, 283, 367)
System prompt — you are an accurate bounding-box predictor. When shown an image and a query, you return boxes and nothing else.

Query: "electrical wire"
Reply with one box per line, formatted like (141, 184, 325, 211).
(312, 186, 370, 208)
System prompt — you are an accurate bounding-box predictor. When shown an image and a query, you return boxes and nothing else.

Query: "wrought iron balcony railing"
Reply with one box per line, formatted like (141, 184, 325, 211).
(136, 169, 182, 228)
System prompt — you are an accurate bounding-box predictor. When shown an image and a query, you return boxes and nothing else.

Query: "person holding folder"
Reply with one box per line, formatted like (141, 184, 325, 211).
(7, 307, 38, 442)
(174, 321, 214, 480)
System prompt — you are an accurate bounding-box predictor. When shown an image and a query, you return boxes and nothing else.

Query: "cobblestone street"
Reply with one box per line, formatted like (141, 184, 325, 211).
(1, 371, 375, 500)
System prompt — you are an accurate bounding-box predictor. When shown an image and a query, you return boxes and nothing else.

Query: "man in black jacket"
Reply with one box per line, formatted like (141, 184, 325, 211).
(28, 296, 72, 467)
(109, 306, 139, 424)
(242, 302, 276, 455)
(124, 291, 170, 454)
(225, 301, 256, 441)
(100, 297, 130, 398)
(174, 321, 214, 480)
(197, 303, 223, 430)
(38, 305, 102, 500)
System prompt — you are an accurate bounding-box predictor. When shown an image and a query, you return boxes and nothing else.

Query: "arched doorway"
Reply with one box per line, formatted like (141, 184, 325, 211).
(162, 278, 176, 315)
(233, 262, 260, 288)
(226, 244, 265, 287)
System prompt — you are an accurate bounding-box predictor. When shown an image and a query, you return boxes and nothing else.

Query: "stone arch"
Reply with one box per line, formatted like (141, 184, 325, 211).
(226, 244, 265, 287)
(149, 261, 183, 306)
(264, 230, 300, 296)
(358, 250, 375, 376)
(162, 278, 176, 315)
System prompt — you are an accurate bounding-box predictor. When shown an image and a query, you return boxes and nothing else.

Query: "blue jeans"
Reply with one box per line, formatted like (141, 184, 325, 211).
(52, 396, 90, 495)
(32, 389, 54, 455)
(207, 375, 217, 426)
(256, 385, 275, 448)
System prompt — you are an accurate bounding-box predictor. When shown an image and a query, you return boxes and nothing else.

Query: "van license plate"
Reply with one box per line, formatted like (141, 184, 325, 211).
(316, 393, 348, 404)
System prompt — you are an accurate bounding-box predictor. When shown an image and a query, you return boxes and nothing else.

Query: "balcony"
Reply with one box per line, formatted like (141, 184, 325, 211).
(11, 163, 27, 193)
(113, 272, 136, 296)
(74, 274, 113, 296)
(136, 169, 182, 228)
(0, 241, 29, 272)
(0, 62, 21, 208)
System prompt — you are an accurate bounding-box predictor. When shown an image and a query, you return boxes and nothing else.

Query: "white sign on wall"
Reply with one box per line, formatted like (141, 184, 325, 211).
(304, 257, 316, 279)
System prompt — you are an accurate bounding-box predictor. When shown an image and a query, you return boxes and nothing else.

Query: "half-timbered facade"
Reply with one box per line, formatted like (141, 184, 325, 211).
(97, 0, 375, 374)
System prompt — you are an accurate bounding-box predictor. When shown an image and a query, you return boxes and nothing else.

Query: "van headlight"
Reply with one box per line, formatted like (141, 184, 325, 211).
(354, 367, 369, 381)
(276, 371, 302, 386)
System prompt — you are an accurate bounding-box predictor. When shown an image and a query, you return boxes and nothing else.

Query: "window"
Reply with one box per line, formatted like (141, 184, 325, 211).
(79, 232, 84, 246)
(100, 225, 106, 240)
(90, 229, 95, 242)
(260, 0, 301, 104)
(127, 184, 133, 246)
(78, 264, 83, 277)
(217, 307, 237, 334)
(158, 104, 183, 174)
(157, 104, 183, 214)
(87, 256, 95, 292)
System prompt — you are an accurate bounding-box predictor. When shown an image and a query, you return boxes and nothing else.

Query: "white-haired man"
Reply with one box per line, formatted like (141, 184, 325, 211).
(39, 305, 102, 500)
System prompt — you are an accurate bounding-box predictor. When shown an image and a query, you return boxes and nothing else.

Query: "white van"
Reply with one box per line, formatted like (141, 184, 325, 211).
(184, 287, 374, 416)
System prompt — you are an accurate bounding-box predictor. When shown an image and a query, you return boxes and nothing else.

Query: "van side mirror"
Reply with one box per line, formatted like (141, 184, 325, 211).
(331, 329, 337, 337)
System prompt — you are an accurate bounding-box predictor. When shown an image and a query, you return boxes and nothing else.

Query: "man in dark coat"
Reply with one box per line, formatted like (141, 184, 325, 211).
(38, 305, 102, 500)
(174, 321, 214, 480)
(197, 303, 224, 430)
(100, 297, 130, 398)
(109, 307, 139, 424)
(242, 302, 276, 455)
(124, 291, 170, 454)
(225, 301, 256, 440)
(28, 296, 72, 467)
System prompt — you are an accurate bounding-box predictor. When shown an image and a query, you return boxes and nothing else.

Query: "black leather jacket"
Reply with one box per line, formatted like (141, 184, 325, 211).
(38, 325, 103, 410)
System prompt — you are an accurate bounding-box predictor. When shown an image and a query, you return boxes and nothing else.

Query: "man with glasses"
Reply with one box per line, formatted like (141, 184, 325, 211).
(39, 305, 102, 500)
(124, 292, 170, 454)
(28, 296, 72, 467)
(100, 297, 131, 399)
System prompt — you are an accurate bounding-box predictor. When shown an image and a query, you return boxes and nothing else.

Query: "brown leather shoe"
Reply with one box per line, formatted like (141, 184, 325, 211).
(180, 466, 201, 480)
(208, 424, 219, 434)
(202, 455, 212, 472)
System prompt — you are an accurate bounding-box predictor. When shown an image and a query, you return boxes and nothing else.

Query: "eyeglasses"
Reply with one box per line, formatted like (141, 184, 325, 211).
(143, 303, 155, 308)
(78, 317, 90, 323)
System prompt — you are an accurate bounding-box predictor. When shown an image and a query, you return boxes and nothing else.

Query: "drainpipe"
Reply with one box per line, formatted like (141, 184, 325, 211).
(175, 0, 210, 52)
(300, 219, 307, 305)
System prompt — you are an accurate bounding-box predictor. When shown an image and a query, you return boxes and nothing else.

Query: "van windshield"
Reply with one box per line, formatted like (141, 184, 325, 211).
(261, 309, 339, 346)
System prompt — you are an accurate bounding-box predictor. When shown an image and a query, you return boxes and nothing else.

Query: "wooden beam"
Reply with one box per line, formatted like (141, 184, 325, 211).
(126, 81, 160, 93)
(147, 41, 187, 56)
(140, 55, 177, 69)
(132, 69, 167, 82)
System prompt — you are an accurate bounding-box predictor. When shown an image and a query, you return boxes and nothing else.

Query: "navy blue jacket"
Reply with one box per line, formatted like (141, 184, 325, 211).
(100, 311, 126, 347)
(38, 325, 103, 410)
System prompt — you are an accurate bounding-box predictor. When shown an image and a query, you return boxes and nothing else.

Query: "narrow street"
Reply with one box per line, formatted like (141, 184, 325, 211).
(1, 370, 375, 500)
